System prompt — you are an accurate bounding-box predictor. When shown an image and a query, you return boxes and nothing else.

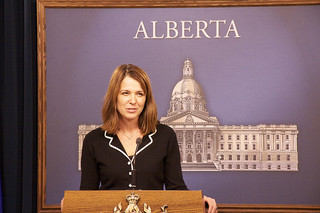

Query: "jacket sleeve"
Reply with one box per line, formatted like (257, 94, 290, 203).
(80, 133, 100, 190)
(164, 127, 188, 190)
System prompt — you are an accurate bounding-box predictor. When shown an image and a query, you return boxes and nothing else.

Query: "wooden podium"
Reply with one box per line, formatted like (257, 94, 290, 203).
(62, 190, 205, 212)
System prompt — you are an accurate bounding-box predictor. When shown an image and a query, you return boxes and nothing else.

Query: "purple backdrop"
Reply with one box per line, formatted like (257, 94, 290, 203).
(46, 6, 320, 205)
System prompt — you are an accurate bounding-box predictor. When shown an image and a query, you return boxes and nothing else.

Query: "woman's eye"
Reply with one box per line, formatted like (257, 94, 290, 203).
(138, 92, 144, 96)
(122, 91, 129, 95)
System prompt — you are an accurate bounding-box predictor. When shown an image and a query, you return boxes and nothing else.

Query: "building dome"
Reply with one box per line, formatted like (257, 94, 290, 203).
(168, 59, 208, 116)
(171, 78, 204, 100)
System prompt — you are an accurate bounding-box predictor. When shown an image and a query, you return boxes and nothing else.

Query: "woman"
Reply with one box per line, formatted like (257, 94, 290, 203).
(80, 64, 217, 212)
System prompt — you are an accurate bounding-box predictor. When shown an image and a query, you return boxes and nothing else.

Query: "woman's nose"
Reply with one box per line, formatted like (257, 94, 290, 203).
(129, 94, 136, 104)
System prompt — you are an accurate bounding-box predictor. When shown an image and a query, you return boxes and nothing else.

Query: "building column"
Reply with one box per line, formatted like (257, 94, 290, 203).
(260, 132, 264, 163)
(213, 130, 217, 157)
(293, 133, 297, 151)
(272, 133, 275, 150)
(183, 130, 187, 163)
(281, 133, 285, 151)
(193, 130, 197, 163)
(203, 130, 207, 163)
(260, 133, 265, 151)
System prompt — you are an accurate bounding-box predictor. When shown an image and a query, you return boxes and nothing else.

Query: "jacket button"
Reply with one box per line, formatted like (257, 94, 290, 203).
(129, 171, 132, 175)
(128, 161, 131, 165)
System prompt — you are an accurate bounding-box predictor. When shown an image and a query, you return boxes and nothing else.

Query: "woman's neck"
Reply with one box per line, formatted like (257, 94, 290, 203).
(117, 119, 143, 146)
(118, 119, 140, 134)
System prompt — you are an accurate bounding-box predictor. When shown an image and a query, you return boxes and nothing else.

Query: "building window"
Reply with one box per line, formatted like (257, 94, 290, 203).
(253, 144, 256, 150)
(207, 154, 211, 160)
(220, 155, 224, 160)
(253, 164, 257, 169)
(196, 154, 202, 162)
(268, 155, 271, 161)
(186, 102, 191, 110)
(253, 135, 256, 140)
(286, 144, 290, 150)
(253, 155, 257, 161)
(245, 165, 248, 169)
(267, 135, 270, 140)
(221, 164, 224, 169)
(286, 135, 290, 140)
(245, 144, 248, 150)
(196, 143, 202, 149)
(267, 144, 271, 150)
(207, 133, 211, 138)
(276, 144, 280, 150)
(268, 165, 272, 170)
(276, 135, 280, 140)
(228, 164, 232, 169)
(187, 143, 192, 149)
(220, 135, 224, 140)
(237, 144, 240, 150)
(277, 165, 281, 170)
(287, 165, 291, 170)
(207, 142, 211, 149)
(220, 144, 224, 150)
(237, 155, 241, 160)
(236, 135, 240, 140)
(277, 155, 281, 161)
(197, 133, 201, 138)
(228, 144, 232, 150)
(244, 135, 248, 140)
(287, 155, 291, 161)
(187, 154, 192, 162)
(237, 165, 240, 169)
(245, 155, 249, 161)
(228, 135, 232, 140)
(187, 133, 191, 139)
(228, 155, 232, 161)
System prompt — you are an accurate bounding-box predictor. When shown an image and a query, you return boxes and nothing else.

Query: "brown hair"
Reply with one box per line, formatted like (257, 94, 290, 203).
(101, 64, 158, 135)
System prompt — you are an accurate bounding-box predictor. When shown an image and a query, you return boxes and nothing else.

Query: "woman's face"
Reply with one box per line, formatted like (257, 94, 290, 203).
(117, 76, 146, 123)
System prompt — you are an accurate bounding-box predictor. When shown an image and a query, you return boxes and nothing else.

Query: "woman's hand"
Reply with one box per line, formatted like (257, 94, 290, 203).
(203, 195, 218, 213)
(61, 197, 64, 212)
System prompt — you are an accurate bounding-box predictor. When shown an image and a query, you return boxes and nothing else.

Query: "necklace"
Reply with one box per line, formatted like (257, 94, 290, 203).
(119, 129, 137, 140)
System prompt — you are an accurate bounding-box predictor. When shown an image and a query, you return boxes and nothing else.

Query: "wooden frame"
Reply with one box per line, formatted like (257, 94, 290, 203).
(37, 0, 320, 212)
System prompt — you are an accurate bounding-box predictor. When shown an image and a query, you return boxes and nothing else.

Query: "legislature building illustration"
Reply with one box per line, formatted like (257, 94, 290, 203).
(78, 58, 298, 171)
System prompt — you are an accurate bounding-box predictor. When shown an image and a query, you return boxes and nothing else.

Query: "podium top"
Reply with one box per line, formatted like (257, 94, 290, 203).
(63, 190, 204, 213)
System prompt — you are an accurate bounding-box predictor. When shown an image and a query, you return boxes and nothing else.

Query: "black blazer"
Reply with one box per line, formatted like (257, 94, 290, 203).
(80, 124, 188, 190)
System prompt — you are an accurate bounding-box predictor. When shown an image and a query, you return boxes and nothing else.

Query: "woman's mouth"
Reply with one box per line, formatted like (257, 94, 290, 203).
(127, 108, 137, 113)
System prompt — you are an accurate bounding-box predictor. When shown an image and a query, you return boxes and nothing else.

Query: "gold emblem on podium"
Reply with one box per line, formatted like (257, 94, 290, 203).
(113, 192, 168, 213)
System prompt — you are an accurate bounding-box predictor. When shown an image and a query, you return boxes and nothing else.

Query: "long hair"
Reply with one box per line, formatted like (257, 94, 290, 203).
(101, 64, 158, 135)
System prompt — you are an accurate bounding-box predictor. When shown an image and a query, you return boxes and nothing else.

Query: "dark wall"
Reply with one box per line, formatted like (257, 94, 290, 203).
(1, 0, 37, 212)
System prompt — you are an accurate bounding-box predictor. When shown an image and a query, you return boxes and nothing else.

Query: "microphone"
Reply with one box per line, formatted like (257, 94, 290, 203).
(131, 137, 142, 189)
